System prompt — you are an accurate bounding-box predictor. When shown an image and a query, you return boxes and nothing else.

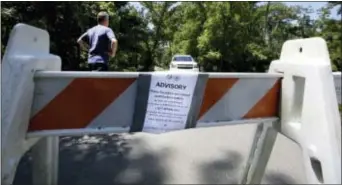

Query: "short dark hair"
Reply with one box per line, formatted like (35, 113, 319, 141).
(97, 11, 109, 23)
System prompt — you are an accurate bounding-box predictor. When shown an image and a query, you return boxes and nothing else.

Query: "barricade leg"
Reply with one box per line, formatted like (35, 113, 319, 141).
(1, 138, 40, 185)
(32, 136, 59, 185)
(240, 121, 278, 184)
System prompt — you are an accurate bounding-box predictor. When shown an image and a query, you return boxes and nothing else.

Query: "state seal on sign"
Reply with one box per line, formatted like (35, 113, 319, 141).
(166, 74, 180, 81)
(166, 74, 172, 80)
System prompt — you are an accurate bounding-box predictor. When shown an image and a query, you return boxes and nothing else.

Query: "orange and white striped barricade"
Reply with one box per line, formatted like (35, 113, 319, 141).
(1, 24, 341, 185)
(27, 72, 281, 135)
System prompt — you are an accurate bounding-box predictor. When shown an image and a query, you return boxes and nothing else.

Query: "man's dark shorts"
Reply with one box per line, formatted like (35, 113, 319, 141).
(88, 63, 108, 71)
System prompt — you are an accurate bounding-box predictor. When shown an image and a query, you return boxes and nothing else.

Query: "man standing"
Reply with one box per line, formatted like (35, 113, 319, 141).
(77, 11, 118, 71)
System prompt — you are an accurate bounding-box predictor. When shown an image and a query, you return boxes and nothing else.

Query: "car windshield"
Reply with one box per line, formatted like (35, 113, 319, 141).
(173, 56, 193, 62)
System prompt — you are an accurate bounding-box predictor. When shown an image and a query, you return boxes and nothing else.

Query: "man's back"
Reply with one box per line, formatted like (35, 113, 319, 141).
(77, 11, 118, 71)
(86, 25, 113, 64)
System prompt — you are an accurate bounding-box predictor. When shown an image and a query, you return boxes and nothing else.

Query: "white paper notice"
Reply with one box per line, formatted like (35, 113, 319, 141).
(142, 72, 198, 133)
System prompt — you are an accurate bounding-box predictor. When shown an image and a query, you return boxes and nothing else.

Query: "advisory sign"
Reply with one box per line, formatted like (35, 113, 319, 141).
(142, 72, 198, 133)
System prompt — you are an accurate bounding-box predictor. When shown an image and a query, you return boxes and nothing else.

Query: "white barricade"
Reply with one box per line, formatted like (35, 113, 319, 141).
(268, 38, 341, 184)
(1, 24, 61, 185)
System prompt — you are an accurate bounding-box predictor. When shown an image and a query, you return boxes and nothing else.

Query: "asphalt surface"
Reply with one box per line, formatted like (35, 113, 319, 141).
(13, 123, 306, 185)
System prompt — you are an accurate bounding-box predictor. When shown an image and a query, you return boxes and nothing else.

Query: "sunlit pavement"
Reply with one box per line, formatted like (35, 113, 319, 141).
(13, 123, 306, 185)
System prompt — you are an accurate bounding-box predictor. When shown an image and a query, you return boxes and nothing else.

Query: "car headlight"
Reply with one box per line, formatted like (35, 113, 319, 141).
(193, 64, 198, 68)
(170, 64, 176, 68)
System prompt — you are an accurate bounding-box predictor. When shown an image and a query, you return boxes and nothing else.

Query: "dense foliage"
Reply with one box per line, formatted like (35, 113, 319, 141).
(1, 2, 341, 72)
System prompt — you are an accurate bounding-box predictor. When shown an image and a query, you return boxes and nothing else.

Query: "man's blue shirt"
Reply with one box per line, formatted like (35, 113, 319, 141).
(79, 25, 116, 64)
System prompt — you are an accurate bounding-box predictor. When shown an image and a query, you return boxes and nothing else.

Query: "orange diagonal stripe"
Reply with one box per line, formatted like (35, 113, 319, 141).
(198, 78, 239, 119)
(243, 79, 281, 119)
(29, 78, 136, 131)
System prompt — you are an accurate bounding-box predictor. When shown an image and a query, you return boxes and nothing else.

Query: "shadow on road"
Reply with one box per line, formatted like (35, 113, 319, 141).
(198, 150, 242, 184)
(197, 149, 299, 184)
(263, 172, 297, 184)
(13, 133, 300, 185)
(13, 134, 169, 185)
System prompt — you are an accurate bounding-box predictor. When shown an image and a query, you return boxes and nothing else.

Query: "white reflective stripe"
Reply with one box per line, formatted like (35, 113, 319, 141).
(27, 127, 130, 138)
(26, 117, 278, 138)
(207, 73, 282, 78)
(197, 117, 279, 128)
(87, 81, 137, 128)
(198, 78, 278, 123)
(35, 71, 140, 78)
(34, 71, 283, 79)
(31, 78, 73, 116)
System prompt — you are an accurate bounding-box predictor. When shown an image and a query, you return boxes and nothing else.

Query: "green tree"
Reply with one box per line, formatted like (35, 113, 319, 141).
(138, 2, 178, 71)
(1, 2, 150, 71)
(2, 2, 340, 72)
(316, 3, 342, 71)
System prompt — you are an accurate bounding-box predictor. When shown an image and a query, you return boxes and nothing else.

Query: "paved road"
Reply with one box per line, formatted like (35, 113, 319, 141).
(14, 123, 306, 185)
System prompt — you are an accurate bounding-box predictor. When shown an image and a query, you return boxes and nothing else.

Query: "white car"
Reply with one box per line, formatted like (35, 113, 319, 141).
(169, 55, 199, 72)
